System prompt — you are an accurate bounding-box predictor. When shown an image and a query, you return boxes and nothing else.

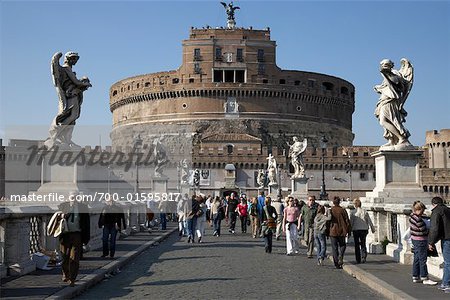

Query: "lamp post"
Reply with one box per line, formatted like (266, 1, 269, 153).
(344, 149, 353, 201)
(133, 135, 143, 194)
(319, 135, 328, 200)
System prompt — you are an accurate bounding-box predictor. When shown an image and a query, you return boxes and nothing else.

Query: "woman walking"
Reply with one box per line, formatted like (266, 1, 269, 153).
(314, 205, 331, 265)
(249, 197, 260, 238)
(237, 197, 249, 233)
(195, 196, 207, 243)
(283, 196, 301, 255)
(210, 196, 223, 237)
(350, 198, 375, 263)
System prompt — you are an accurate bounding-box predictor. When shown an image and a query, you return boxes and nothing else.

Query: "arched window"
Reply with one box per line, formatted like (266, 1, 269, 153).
(341, 86, 349, 95)
(227, 145, 234, 154)
(322, 82, 334, 91)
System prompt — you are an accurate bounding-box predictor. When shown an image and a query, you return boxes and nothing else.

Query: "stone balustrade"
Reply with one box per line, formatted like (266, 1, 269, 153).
(0, 200, 147, 277)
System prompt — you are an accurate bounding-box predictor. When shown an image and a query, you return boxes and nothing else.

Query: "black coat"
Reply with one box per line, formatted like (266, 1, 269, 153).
(59, 201, 91, 244)
(429, 203, 450, 245)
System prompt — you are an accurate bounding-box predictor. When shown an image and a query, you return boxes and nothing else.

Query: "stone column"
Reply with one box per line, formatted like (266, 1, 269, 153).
(4, 217, 36, 275)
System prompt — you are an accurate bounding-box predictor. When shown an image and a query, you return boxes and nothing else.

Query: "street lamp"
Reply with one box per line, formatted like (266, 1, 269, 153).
(344, 148, 353, 201)
(319, 135, 328, 200)
(133, 134, 143, 194)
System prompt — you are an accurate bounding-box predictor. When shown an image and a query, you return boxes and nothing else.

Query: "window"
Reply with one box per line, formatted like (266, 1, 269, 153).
(172, 78, 179, 84)
(257, 49, 264, 62)
(341, 86, 349, 95)
(237, 48, 243, 61)
(373, 172, 376, 180)
(213, 70, 223, 83)
(112, 90, 117, 96)
(363, 152, 369, 157)
(294, 80, 300, 86)
(194, 48, 201, 60)
(194, 63, 201, 74)
(225, 70, 234, 82)
(136, 83, 140, 88)
(215, 47, 222, 60)
(360, 172, 366, 180)
(227, 145, 234, 154)
(258, 63, 265, 75)
(279, 79, 286, 84)
(263, 79, 268, 84)
(322, 82, 334, 91)
(189, 78, 194, 83)
(308, 80, 315, 88)
(235, 70, 245, 83)
(353, 151, 359, 157)
(145, 82, 150, 87)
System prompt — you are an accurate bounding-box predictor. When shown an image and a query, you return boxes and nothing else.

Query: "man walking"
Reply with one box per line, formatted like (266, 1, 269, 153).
(300, 195, 318, 258)
(428, 196, 450, 292)
(226, 193, 239, 234)
(271, 195, 284, 240)
(98, 198, 126, 258)
(59, 192, 90, 287)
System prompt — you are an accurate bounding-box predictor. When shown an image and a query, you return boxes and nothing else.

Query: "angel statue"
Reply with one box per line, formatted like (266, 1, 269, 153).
(179, 159, 189, 185)
(374, 58, 414, 151)
(220, 1, 240, 28)
(256, 169, 265, 188)
(44, 52, 92, 148)
(287, 136, 307, 178)
(152, 135, 169, 177)
(267, 154, 277, 186)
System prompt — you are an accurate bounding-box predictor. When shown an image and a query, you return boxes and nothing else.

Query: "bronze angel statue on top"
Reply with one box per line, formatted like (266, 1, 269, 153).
(45, 51, 92, 148)
(374, 58, 414, 150)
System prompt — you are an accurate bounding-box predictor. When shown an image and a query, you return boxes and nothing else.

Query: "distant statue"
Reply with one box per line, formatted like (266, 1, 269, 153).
(287, 137, 307, 178)
(45, 52, 92, 148)
(267, 154, 277, 186)
(153, 136, 169, 177)
(193, 169, 200, 187)
(224, 97, 239, 113)
(374, 58, 414, 150)
(180, 159, 189, 185)
(256, 169, 265, 188)
(220, 1, 240, 28)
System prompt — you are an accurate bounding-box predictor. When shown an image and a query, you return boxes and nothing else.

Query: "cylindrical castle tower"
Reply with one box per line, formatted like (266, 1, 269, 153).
(110, 26, 355, 150)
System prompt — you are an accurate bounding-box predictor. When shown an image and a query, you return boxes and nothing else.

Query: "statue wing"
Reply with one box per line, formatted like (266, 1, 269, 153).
(234, 6, 240, 10)
(398, 58, 414, 111)
(51, 52, 67, 111)
(220, 2, 227, 8)
(300, 138, 308, 153)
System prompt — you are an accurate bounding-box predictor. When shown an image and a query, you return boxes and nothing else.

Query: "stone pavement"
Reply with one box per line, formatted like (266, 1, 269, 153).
(0, 224, 177, 300)
(0, 223, 447, 300)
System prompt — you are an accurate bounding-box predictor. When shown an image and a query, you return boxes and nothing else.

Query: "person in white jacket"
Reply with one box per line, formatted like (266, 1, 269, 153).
(350, 198, 375, 263)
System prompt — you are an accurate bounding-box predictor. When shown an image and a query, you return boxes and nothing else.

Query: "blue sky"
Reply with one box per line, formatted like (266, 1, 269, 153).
(1, 0, 449, 147)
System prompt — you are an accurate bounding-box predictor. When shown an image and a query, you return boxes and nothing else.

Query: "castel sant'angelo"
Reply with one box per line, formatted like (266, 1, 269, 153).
(109, 3, 360, 196)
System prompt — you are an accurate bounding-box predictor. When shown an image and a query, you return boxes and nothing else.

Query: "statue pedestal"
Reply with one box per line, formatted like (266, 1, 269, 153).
(362, 150, 428, 259)
(268, 184, 279, 198)
(152, 175, 168, 194)
(363, 150, 429, 205)
(291, 177, 309, 200)
(32, 149, 92, 199)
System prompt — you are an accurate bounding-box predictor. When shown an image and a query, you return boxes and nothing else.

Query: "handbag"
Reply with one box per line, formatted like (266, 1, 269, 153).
(196, 209, 204, 217)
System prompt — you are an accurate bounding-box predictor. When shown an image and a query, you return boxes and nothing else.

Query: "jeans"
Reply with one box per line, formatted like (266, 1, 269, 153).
(229, 212, 237, 231)
(353, 230, 368, 263)
(442, 239, 450, 286)
(240, 215, 248, 233)
(160, 213, 167, 230)
(330, 236, 347, 267)
(187, 217, 197, 240)
(264, 229, 273, 253)
(412, 239, 429, 278)
(213, 213, 222, 236)
(102, 225, 118, 257)
(314, 232, 327, 260)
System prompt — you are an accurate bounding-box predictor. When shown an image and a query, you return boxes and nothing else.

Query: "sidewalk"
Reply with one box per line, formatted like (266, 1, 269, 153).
(0, 224, 177, 300)
(331, 243, 446, 300)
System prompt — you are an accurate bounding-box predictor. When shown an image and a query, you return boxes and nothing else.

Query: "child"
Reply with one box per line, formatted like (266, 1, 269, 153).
(409, 201, 437, 285)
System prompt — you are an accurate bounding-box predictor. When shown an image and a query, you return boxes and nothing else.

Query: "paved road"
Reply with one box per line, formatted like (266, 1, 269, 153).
(79, 226, 383, 299)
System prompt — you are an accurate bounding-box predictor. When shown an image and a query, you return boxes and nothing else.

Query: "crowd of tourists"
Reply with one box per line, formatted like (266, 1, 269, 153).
(51, 190, 450, 294)
(176, 192, 450, 294)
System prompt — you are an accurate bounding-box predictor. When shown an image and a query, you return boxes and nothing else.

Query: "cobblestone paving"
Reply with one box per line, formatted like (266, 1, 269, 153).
(80, 227, 383, 299)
